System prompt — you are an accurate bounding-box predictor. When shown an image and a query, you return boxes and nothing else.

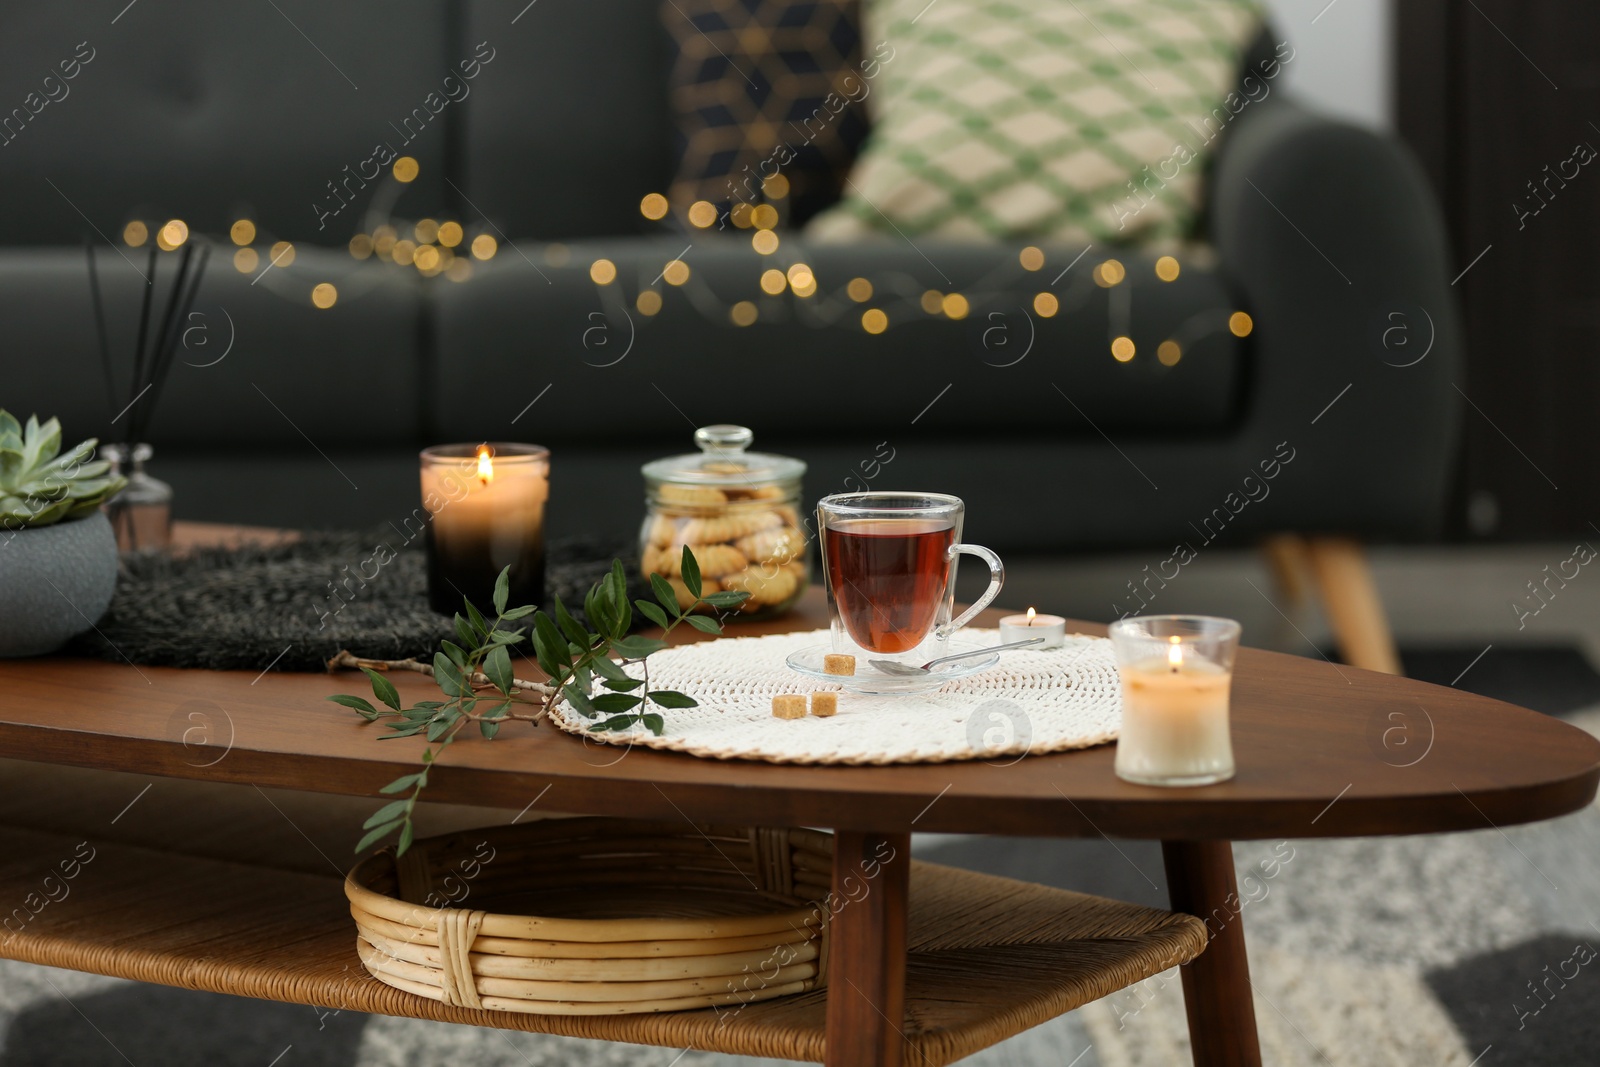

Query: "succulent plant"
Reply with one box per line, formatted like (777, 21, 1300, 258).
(0, 410, 126, 530)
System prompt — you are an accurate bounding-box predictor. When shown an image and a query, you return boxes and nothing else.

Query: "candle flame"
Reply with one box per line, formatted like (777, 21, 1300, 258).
(1026, 607, 1036, 625)
(476, 445, 494, 485)
(1167, 636, 1184, 670)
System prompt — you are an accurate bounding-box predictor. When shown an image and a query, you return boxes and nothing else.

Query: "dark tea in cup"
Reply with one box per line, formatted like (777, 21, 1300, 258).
(824, 518, 956, 653)
(817, 493, 1004, 659)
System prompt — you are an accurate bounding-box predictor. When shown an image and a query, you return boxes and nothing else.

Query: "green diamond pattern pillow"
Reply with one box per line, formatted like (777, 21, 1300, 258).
(808, 0, 1265, 245)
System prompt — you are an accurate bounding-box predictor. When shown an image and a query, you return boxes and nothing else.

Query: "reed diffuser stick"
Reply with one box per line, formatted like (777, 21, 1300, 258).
(84, 240, 117, 421)
(126, 244, 158, 444)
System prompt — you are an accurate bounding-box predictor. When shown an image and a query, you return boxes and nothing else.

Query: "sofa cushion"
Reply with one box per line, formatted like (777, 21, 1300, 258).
(808, 0, 1264, 245)
(427, 235, 1246, 446)
(662, 0, 871, 228)
(0, 247, 426, 452)
(0, 3, 451, 245)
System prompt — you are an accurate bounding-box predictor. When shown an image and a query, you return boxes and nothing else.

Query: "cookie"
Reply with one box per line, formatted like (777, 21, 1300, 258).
(657, 484, 727, 507)
(645, 513, 677, 548)
(735, 526, 806, 565)
(725, 485, 787, 502)
(658, 543, 748, 579)
(678, 510, 782, 545)
(666, 575, 719, 611)
(722, 564, 799, 607)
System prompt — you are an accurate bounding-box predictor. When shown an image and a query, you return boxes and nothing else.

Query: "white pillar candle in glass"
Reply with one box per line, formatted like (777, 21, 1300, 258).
(998, 607, 1067, 648)
(420, 443, 549, 615)
(1108, 615, 1240, 787)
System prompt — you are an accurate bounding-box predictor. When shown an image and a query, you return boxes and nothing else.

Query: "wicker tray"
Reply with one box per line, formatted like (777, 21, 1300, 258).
(345, 818, 833, 1015)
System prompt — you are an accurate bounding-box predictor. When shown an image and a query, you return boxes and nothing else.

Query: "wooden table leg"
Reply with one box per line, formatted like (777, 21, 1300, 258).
(1161, 840, 1263, 1067)
(824, 830, 911, 1067)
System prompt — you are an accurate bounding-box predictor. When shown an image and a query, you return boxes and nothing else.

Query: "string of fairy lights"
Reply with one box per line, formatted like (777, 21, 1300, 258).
(115, 155, 1252, 365)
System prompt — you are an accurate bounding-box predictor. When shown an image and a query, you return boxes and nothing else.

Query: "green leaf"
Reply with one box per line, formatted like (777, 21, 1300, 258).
(531, 621, 564, 678)
(610, 635, 668, 660)
(608, 561, 633, 636)
(562, 683, 597, 718)
(454, 613, 476, 649)
(553, 596, 591, 645)
(381, 722, 426, 738)
(683, 614, 722, 635)
(651, 573, 684, 618)
(464, 597, 490, 639)
(647, 690, 699, 709)
(488, 629, 526, 645)
(493, 567, 511, 615)
(379, 773, 422, 794)
(327, 694, 379, 719)
(355, 819, 404, 853)
(680, 546, 702, 600)
(479, 717, 501, 739)
(583, 582, 610, 637)
(590, 655, 629, 683)
(591, 693, 643, 714)
(635, 600, 670, 629)
(701, 590, 751, 608)
(535, 613, 571, 668)
(397, 820, 415, 856)
(361, 667, 403, 711)
(484, 644, 513, 695)
(641, 713, 665, 735)
(433, 652, 470, 697)
(501, 605, 536, 620)
(441, 640, 468, 669)
(364, 798, 410, 828)
(602, 676, 645, 692)
(426, 719, 453, 741)
(591, 714, 640, 732)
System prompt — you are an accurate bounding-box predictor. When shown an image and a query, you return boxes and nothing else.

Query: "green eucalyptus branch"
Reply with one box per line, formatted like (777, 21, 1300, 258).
(330, 546, 747, 855)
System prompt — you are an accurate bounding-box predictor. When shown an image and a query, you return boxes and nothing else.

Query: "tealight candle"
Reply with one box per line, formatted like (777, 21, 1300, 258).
(420, 443, 549, 615)
(1108, 616, 1240, 787)
(998, 607, 1067, 648)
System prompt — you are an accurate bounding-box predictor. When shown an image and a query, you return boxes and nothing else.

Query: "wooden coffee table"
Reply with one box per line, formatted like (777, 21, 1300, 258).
(1, 574, 1596, 1066)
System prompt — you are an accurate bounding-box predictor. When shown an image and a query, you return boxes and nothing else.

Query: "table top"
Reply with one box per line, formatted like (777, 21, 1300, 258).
(4, 529, 1597, 842)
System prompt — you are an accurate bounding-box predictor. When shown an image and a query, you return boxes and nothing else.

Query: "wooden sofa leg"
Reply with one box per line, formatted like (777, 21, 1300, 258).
(1260, 534, 1311, 607)
(1304, 538, 1402, 675)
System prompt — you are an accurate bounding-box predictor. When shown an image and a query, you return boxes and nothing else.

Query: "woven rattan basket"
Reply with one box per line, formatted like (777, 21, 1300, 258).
(345, 817, 833, 1015)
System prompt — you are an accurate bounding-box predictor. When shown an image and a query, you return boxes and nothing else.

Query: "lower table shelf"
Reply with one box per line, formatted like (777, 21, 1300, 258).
(0, 824, 1205, 1066)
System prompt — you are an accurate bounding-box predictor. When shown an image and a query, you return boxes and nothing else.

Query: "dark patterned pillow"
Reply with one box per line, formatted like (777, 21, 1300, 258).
(663, 0, 871, 228)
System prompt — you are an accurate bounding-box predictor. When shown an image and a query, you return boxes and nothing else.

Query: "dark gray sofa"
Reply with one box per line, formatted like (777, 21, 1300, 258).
(1, 2, 1459, 556)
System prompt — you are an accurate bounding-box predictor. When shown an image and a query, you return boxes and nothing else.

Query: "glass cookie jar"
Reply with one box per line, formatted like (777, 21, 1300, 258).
(640, 425, 808, 620)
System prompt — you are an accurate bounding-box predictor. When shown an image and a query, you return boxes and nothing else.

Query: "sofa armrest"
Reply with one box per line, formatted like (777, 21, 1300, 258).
(1204, 95, 1463, 540)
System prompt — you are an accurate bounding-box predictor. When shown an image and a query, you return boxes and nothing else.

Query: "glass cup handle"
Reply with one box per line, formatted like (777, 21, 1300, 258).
(937, 544, 1005, 640)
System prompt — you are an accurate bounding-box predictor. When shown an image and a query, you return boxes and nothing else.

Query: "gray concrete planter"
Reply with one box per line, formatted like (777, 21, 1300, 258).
(0, 511, 119, 657)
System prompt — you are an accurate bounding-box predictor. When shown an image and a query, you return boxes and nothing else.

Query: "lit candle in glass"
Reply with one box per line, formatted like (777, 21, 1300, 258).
(1108, 615, 1240, 786)
(420, 443, 549, 615)
(998, 606, 1067, 648)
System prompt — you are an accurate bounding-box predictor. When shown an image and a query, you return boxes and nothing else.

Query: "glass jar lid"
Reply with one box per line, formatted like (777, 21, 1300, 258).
(641, 425, 806, 491)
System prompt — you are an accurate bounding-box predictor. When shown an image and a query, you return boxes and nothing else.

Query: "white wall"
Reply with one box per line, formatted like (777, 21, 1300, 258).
(1259, 0, 1392, 129)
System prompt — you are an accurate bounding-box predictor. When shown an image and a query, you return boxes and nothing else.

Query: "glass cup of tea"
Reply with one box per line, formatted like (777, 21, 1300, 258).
(816, 492, 1004, 663)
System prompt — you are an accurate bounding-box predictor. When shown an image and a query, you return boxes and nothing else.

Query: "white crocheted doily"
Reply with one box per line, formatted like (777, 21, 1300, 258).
(548, 628, 1122, 765)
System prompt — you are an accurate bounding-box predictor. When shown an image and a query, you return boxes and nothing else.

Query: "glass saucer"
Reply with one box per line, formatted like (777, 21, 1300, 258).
(785, 642, 1000, 696)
